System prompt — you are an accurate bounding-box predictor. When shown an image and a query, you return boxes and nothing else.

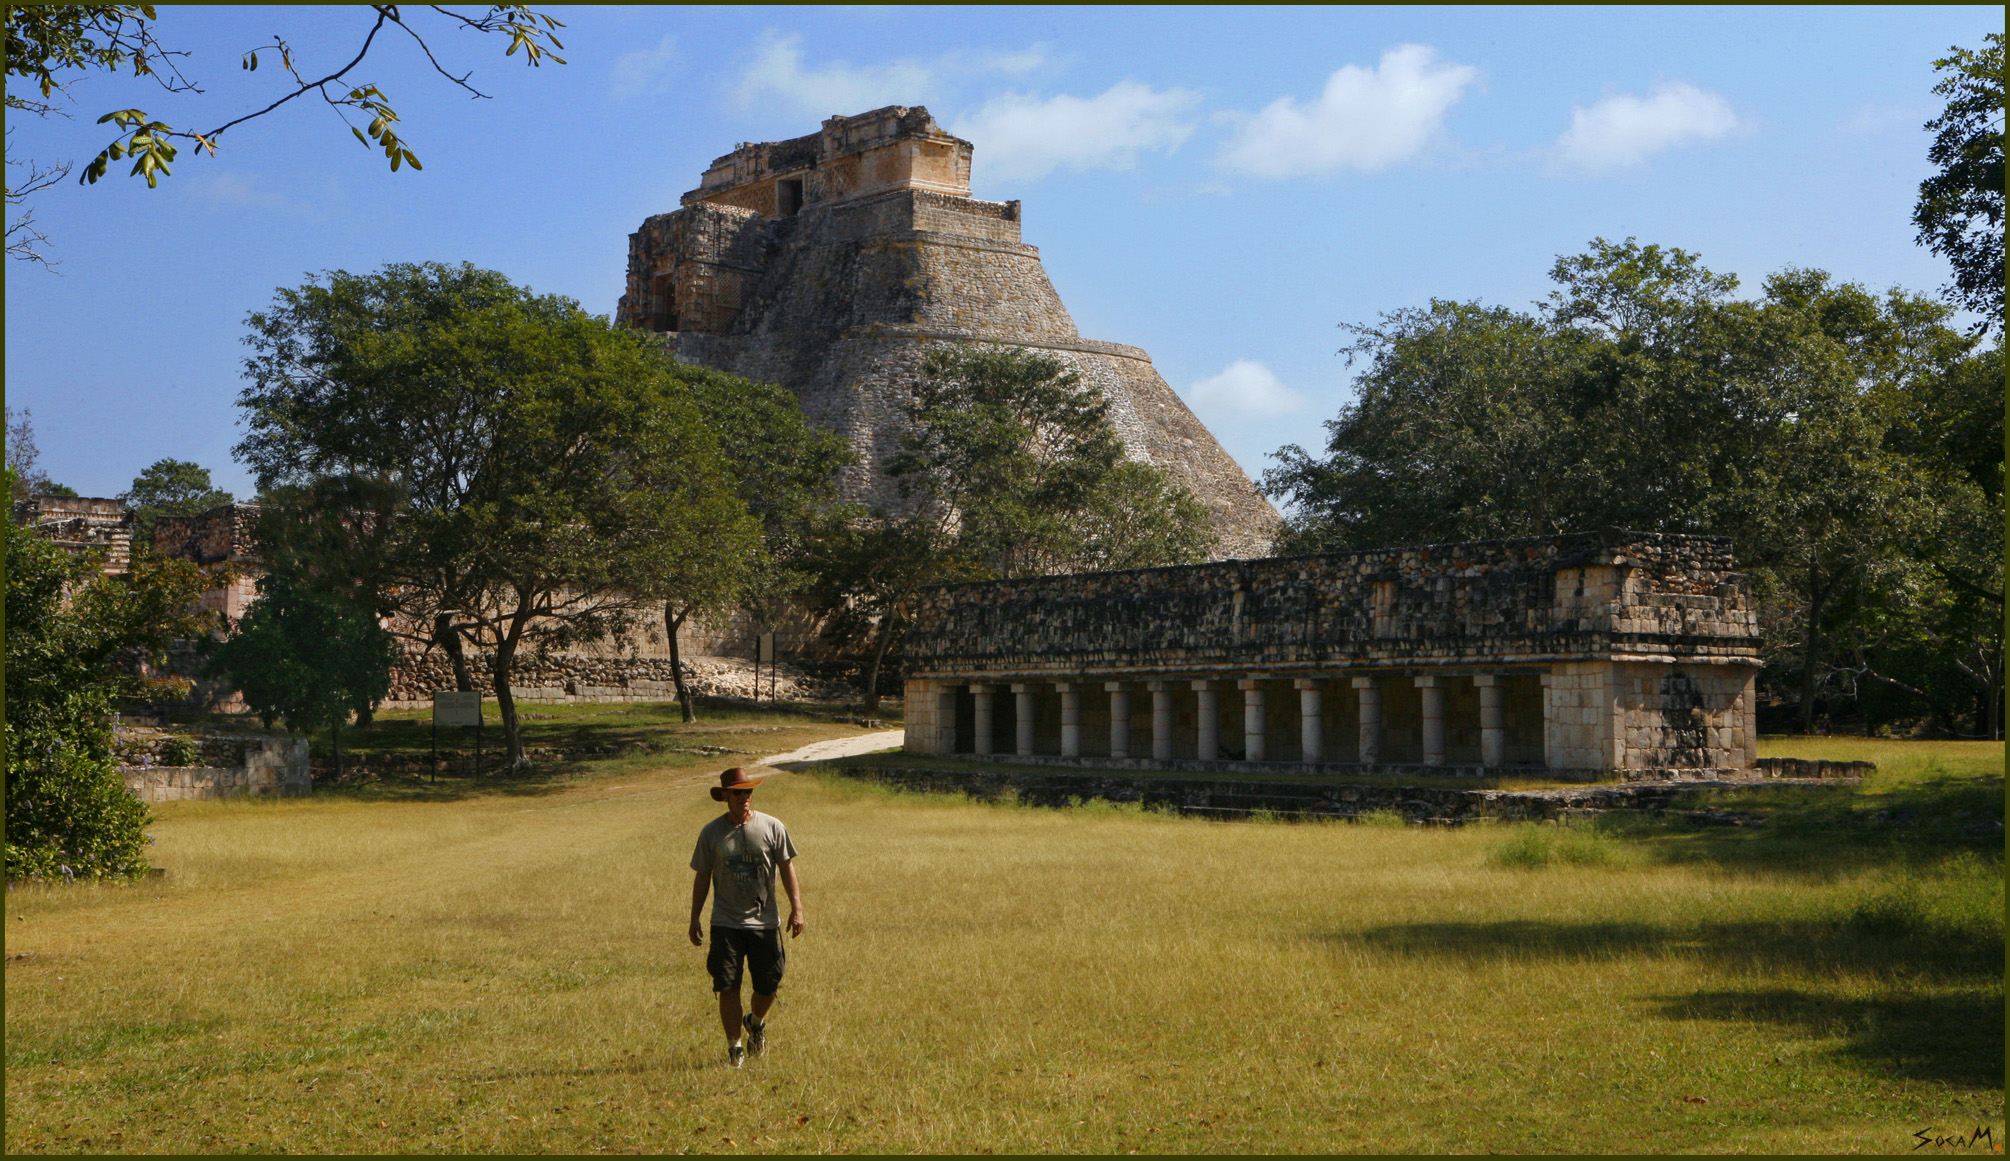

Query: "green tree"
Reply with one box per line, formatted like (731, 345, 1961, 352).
(4, 4, 565, 265)
(4, 503, 217, 880)
(816, 346, 1216, 712)
(6, 407, 58, 502)
(1266, 239, 1986, 735)
(889, 346, 1217, 578)
(235, 262, 755, 770)
(119, 457, 233, 548)
(643, 364, 854, 722)
(204, 572, 399, 778)
(1913, 33, 2005, 331)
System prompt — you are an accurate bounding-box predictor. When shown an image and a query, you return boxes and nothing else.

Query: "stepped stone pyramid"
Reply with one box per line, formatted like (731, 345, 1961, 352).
(616, 105, 1279, 558)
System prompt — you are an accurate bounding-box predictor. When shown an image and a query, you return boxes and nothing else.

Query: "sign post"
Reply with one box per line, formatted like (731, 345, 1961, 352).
(757, 632, 775, 704)
(433, 691, 482, 780)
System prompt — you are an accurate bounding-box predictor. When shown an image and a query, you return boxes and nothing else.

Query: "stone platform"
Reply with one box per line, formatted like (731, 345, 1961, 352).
(833, 763, 1862, 825)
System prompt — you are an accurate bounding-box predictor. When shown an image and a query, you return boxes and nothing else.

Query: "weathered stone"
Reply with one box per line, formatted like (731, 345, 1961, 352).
(615, 105, 1279, 557)
(903, 530, 1765, 776)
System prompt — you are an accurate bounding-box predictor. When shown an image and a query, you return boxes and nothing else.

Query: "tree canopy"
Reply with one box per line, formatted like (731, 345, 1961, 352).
(1913, 32, 2006, 331)
(235, 261, 756, 768)
(120, 457, 233, 548)
(5, 500, 219, 880)
(816, 346, 1217, 711)
(1265, 238, 1997, 737)
(204, 571, 399, 778)
(5, 4, 565, 266)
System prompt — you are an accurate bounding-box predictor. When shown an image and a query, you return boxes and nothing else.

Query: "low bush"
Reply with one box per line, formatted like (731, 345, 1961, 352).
(1488, 821, 1624, 869)
(159, 736, 202, 767)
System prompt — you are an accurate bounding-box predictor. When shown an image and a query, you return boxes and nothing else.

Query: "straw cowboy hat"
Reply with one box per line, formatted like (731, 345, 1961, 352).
(710, 766, 764, 800)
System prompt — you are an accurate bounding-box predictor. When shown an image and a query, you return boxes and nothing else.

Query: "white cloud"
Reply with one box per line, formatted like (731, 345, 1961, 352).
(1185, 360, 1307, 419)
(1839, 101, 1917, 136)
(611, 34, 677, 99)
(948, 82, 1199, 181)
(733, 34, 1049, 117)
(1217, 45, 1479, 179)
(1552, 81, 1740, 172)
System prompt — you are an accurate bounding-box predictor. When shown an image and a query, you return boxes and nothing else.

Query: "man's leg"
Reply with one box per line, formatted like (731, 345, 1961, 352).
(749, 992, 776, 1022)
(717, 987, 744, 1042)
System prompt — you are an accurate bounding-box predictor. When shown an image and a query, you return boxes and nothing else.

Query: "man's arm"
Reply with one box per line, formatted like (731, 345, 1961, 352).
(780, 859, 804, 937)
(689, 869, 710, 946)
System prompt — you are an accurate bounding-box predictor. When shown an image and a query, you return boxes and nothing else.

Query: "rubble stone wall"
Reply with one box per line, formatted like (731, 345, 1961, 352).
(118, 735, 310, 802)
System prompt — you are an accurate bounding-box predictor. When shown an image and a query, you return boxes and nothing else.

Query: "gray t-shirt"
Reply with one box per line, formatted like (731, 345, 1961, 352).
(690, 810, 799, 930)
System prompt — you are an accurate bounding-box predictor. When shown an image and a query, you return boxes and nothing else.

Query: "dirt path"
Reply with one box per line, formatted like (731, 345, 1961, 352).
(756, 728, 906, 770)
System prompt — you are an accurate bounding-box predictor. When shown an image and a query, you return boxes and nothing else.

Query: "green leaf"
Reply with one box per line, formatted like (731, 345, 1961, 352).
(243, 51, 258, 71)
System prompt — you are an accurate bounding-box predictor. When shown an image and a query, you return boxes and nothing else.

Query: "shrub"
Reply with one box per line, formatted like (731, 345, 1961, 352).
(1488, 821, 1626, 869)
(159, 736, 202, 767)
(4, 741, 152, 881)
(1489, 825, 1556, 868)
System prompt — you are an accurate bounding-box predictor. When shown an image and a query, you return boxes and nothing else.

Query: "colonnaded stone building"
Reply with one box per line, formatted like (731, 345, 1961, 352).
(616, 105, 1278, 557)
(902, 531, 1764, 778)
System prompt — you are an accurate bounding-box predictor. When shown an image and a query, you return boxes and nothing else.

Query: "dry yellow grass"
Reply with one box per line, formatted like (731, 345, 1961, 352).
(4, 733, 2001, 1154)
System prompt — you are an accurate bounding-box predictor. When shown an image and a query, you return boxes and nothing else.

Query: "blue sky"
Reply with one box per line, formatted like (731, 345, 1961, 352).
(4, 5, 1994, 500)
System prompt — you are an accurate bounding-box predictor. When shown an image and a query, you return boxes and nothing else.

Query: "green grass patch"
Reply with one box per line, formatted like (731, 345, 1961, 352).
(3, 736, 2000, 1154)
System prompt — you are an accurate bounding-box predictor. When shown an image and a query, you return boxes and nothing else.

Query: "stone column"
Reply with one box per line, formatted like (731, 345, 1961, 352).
(1475, 674, 1505, 767)
(1295, 678, 1324, 763)
(1191, 680, 1219, 761)
(1415, 676, 1445, 766)
(1057, 682, 1082, 758)
(1352, 676, 1381, 765)
(1148, 681, 1175, 761)
(972, 684, 996, 757)
(1011, 683, 1036, 758)
(1105, 682, 1131, 759)
(1239, 678, 1267, 762)
(937, 687, 959, 755)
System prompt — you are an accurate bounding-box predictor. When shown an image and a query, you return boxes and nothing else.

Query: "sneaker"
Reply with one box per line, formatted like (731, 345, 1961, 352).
(727, 1043, 746, 1069)
(744, 1014, 766, 1057)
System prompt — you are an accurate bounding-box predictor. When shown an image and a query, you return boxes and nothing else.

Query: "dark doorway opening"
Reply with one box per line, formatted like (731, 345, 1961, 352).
(777, 177, 804, 216)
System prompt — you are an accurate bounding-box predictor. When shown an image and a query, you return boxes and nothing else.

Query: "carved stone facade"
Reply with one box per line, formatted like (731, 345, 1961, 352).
(901, 530, 1763, 778)
(617, 105, 1279, 558)
(12, 495, 136, 574)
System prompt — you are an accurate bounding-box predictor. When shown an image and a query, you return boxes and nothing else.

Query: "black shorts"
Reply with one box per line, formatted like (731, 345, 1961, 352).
(708, 925, 785, 994)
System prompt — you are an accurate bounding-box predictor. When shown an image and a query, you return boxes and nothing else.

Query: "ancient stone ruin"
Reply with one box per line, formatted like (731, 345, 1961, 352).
(902, 530, 1765, 779)
(617, 105, 1279, 558)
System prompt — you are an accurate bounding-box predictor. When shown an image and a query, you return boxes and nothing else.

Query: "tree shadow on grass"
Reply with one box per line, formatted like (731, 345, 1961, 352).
(313, 768, 587, 804)
(1348, 916, 2002, 984)
(1343, 916, 2004, 1087)
(1650, 987, 2003, 1088)
(1607, 773, 2006, 879)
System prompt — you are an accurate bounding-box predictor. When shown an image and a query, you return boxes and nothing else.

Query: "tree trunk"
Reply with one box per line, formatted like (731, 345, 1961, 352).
(1798, 562, 1826, 735)
(492, 610, 529, 771)
(666, 603, 696, 724)
(863, 613, 897, 717)
(435, 612, 474, 692)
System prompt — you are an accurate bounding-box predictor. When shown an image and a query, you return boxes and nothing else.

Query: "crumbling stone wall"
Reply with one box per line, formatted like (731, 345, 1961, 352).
(117, 733, 310, 802)
(12, 495, 135, 573)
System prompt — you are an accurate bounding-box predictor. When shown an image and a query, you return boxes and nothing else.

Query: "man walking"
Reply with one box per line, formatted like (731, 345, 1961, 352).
(689, 767, 803, 1068)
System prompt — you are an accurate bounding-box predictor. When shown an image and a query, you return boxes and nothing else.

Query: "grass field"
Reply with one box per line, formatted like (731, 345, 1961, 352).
(4, 722, 2002, 1154)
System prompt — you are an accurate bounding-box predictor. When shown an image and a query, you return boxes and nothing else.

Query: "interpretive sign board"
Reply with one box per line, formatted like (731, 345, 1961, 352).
(433, 691, 481, 726)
